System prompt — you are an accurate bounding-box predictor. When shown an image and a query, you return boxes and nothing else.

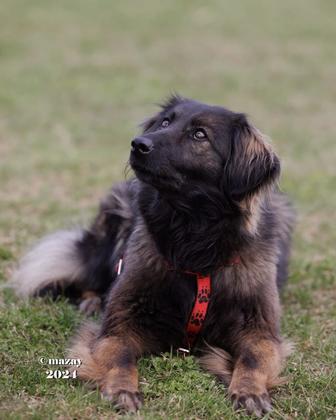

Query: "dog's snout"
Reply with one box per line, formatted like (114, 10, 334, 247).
(131, 137, 154, 154)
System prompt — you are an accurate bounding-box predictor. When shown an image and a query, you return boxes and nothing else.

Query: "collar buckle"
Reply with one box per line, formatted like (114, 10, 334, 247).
(176, 347, 190, 357)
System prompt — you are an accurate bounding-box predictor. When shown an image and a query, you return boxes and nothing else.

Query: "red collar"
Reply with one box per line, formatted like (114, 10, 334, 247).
(185, 272, 211, 347)
(168, 255, 240, 348)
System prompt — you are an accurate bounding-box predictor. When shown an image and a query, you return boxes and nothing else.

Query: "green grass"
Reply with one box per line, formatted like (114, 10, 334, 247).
(0, 0, 335, 418)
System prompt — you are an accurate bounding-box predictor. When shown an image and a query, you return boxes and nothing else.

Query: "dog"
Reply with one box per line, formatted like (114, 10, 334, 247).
(11, 95, 295, 416)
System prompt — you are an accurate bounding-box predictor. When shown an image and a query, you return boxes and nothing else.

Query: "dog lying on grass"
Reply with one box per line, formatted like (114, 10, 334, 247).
(11, 95, 294, 416)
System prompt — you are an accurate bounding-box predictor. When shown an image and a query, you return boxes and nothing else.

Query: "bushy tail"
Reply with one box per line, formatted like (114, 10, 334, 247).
(9, 229, 85, 298)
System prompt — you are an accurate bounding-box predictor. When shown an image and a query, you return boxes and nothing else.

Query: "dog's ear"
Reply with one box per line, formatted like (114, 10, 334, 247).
(224, 115, 280, 200)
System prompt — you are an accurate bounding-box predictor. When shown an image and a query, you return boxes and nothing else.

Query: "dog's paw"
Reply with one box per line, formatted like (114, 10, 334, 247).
(79, 296, 101, 316)
(230, 391, 272, 417)
(102, 388, 143, 412)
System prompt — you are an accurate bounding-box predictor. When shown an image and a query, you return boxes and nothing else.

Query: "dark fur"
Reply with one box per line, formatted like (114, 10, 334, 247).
(13, 96, 295, 416)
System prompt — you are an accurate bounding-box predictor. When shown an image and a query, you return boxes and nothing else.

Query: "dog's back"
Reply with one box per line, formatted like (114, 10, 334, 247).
(9, 180, 137, 312)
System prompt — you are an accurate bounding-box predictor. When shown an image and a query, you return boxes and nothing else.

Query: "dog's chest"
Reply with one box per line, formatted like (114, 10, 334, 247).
(124, 271, 196, 347)
(128, 270, 243, 350)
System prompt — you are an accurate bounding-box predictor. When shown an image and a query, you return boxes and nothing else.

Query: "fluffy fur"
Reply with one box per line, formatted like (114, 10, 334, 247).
(11, 95, 295, 416)
(9, 229, 85, 297)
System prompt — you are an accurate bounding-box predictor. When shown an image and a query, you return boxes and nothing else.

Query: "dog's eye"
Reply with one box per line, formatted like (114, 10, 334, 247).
(193, 129, 207, 140)
(161, 118, 170, 128)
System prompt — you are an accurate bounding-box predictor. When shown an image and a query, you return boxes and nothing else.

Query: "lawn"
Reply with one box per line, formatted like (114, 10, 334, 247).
(0, 0, 335, 418)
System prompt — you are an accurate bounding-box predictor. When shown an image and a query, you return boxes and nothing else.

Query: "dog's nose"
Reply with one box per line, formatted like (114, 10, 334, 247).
(131, 137, 154, 154)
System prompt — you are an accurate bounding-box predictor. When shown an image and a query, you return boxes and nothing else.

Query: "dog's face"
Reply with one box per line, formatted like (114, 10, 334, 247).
(130, 95, 280, 201)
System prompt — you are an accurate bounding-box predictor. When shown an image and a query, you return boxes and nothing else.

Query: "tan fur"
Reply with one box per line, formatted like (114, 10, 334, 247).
(199, 339, 293, 389)
(240, 192, 263, 235)
(102, 365, 139, 395)
(246, 125, 274, 160)
(81, 291, 98, 299)
(228, 337, 293, 398)
(68, 322, 143, 400)
(239, 125, 277, 235)
(67, 321, 105, 385)
(268, 339, 294, 387)
(199, 344, 233, 385)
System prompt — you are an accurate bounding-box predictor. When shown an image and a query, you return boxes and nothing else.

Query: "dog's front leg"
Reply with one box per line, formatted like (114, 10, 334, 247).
(92, 335, 143, 412)
(228, 335, 282, 416)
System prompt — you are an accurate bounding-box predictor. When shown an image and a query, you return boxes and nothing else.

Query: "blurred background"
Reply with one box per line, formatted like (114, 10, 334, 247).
(0, 1, 335, 418)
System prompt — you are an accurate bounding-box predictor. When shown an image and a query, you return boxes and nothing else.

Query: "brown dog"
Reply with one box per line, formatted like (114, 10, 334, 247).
(12, 95, 294, 416)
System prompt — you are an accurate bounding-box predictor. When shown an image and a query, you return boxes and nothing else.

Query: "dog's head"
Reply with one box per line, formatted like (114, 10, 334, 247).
(130, 95, 280, 206)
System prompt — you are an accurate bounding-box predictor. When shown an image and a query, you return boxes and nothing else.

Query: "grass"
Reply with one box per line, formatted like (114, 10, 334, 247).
(0, 0, 335, 418)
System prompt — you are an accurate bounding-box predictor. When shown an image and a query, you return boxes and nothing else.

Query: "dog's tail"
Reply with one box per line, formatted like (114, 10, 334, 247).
(8, 229, 86, 298)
